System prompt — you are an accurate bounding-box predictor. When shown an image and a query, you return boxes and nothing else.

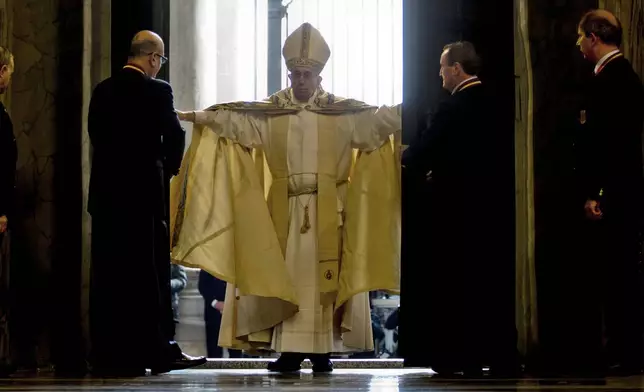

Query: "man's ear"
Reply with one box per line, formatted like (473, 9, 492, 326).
(0, 65, 8, 76)
(317, 75, 323, 85)
(589, 32, 599, 45)
(453, 62, 464, 75)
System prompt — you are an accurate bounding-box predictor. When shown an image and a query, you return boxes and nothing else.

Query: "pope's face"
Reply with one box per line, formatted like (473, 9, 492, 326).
(289, 67, 321, 101)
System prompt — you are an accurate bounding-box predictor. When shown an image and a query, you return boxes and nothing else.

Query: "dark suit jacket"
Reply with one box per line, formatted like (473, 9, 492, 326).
(402, 81, 498, 194)
(88, 66, 185, 216)
(576, 55, 644, 214)
(0, 101, 16, 223)
(198, 270, 227, 308)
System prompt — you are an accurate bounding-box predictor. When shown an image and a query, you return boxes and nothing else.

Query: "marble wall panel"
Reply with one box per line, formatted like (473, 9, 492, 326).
(7, 0, 85, 369)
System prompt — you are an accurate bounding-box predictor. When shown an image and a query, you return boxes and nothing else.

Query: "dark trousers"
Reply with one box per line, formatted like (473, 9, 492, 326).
(205, 307, 241, 358)
(0, 232, 10, 366)
(90, 211, 174, 368)
(539, 200, 644, 373)
(582, 211, 643, 368)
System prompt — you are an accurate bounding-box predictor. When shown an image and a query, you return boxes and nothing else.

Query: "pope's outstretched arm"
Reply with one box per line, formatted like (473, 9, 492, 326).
(176, 109, 266, 148)
(351, 104, 402, 151)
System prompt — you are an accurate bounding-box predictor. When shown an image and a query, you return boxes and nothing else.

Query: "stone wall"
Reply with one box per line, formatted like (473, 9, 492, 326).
(528, 0, 598, 370)
(599, 0, 644, 79)
(528, 0, 597, 251)
(5, 0, 86, 369)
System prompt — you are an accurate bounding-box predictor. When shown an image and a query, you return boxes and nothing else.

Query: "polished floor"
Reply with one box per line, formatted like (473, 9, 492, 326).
(2, 370, 644, 391)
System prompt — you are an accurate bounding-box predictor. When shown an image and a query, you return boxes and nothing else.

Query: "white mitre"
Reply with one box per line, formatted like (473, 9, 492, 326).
(282, 22, 330, 74)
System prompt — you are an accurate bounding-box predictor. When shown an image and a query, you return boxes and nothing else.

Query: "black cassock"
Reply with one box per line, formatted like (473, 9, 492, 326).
(87, 66, 185, 369)
(0, 101, 15, 366)
(539, 54, 644, 375)
(401, 81, 517, 373)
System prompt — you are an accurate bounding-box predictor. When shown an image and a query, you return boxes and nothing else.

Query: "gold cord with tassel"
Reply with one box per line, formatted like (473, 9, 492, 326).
(300, 205, 311, 233)
(298, 193, 314, 234)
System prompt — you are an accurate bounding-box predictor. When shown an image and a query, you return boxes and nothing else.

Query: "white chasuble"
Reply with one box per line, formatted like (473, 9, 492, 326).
(178, 88, 401, 354)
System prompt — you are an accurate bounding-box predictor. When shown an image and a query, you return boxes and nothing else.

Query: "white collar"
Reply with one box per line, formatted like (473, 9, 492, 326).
(594, 49, 620, 74)
(451, 76, 478, 95)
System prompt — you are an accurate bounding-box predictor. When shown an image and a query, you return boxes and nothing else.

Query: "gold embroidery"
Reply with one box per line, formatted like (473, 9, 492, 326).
(456, 79, 482, 93)
(204, 87, 377, 116)
(123, 64, 145, 75)
(300, 23, 311, 60)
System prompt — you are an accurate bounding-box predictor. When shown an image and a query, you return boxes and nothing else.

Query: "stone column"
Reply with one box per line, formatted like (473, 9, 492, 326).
(599, 0, 644, 79)
(168, 0, 207, 356)
(514, 0, 537, 362)
(81, 0, 110, 361)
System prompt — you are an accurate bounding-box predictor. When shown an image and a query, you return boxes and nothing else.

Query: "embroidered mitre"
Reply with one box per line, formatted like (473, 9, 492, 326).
(282, 23, 330, 74)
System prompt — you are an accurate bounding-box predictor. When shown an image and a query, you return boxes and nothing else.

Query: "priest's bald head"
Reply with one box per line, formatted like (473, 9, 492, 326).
(577, 9, 622, 64)
(128, 30, 167, 78)
(283, 23, 330, 101)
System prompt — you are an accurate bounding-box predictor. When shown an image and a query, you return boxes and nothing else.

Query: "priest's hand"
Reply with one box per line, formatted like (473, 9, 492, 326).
(0, 215, 7, 233)
(584, 199, 602, 221)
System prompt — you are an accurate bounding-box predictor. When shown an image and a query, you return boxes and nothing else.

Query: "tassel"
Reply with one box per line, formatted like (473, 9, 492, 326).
(300, 205, 311, 234)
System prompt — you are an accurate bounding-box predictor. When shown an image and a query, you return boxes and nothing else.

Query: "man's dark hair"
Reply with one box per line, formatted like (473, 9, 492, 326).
(442, 41, 481, 76)
(128, 39, 160, 58)
(578, 10, 622, 47)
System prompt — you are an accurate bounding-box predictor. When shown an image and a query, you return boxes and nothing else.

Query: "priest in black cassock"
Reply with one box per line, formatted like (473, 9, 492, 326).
(401, 41, 517, 377)
(541, 9, 644, 377)
(88, 30, 205, 376)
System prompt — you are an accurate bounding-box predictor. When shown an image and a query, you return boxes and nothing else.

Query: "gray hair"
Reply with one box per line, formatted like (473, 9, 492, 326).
(0, 46, 14, 69)
(128, 39, 161, 58)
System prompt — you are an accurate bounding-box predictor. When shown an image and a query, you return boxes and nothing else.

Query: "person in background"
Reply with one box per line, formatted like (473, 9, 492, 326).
(170, 263, 188, 324)
(545, 9, 644, 377)
(198, 270, 242, 358)
(0, 46, 15, 377)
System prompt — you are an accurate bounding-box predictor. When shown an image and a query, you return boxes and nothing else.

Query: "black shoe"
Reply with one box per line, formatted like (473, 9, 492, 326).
(151, 351, 207, 374)
(267, 353, 304, 373)
(309, 354, 333, 373)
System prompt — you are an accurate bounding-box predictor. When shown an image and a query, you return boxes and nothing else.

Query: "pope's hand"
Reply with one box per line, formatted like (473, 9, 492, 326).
(175, 110, 192, 122)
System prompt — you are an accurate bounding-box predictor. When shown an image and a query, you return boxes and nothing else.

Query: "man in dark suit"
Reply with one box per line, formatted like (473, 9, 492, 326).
(0, 46, 15, 375)
(88, 30, 205, 376)
(0, 47, 15, 243)
(568, 9, 644, 375)
(198, 270, 241, 358)
(402, 41, 517, 377)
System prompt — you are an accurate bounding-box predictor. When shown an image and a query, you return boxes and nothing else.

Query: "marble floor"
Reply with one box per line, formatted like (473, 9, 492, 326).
(2, 370, 644, 391)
